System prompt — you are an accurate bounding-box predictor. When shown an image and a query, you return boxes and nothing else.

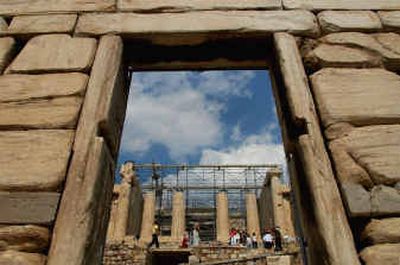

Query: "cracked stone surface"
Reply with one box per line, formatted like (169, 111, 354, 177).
(360, 244, 400, 265)
(362, 218, 400, 244)
(0, 225, 49, 252)
(318, 11, 382, 33)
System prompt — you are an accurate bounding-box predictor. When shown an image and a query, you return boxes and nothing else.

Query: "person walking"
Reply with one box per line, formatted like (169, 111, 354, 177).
(192, 223, 201, 246)
(148, 221, 160, 249)
(273, 227, 282, 252)
(262, 229, 273, 250)
(251, 232, 258, 248)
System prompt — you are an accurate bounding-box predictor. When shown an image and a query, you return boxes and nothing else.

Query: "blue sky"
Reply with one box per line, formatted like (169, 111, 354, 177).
(118, 70, 286, 181)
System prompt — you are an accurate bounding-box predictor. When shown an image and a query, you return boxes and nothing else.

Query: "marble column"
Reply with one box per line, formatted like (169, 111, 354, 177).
(216, 191, 230, 243)
(171, 191, 185, 241)
(139, 192, 156, 244)
(246, 192, 261, 240)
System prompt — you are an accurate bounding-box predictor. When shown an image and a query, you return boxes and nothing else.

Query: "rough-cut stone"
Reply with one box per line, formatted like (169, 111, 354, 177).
(0, 17, 7, 31)
(7, 15, 78, 35)
(0, 192, 60, 224)
(0, 73, 88, 102)
(360, 244, 400, 265)
(0, 250, 46, 265)
(341, 183, 371, 217)
(0, 130, 74, 191)
(48, 36, 124, 265)
(283, 0, 400, 10)
(76, 11, 319, 43)
(0, 0, 114, 15)
(305, 44, 381, 69)
(311, 68, 400, 127)
(7, 34, 97, 73)
(0, 225, 49, 252)
(0, 97, 83, 129)
(318, 11, 382, 33)
(362, 218, 400, 244)
(118, 0, 282, 12)
(371, 185, 400, 216)
(379, 11, 400, 30)
(322, 32, 400, 70)
(0, 37, 15, 73)
(329, 125, 400, 187)
(374, 33, 400, 55)
(274, 33, 360, 265)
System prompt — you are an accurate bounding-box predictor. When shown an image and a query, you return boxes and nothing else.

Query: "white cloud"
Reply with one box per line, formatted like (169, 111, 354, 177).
(120, 71, 255, 160)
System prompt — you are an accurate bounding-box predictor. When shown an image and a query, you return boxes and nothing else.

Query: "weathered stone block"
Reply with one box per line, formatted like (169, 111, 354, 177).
(318, 11, 382, 33)
(0, 250, 46, 265)
(0, 17, 7, 31)
(7, 34, 97, 73)
(0, 97, 83, 129)
(379, 11, 400, 30)
(7, 14, 77, 35)
(0, 130, 74, 191)
(0, 0, 115, 16)
(311, 68, 400, 127)
(0, 37, 15, 73)
(371, 185, 400, 216)
(362, 218, 400, 244)
(322, 32, 400, 70)
(360, 244, 400, 265)
(305, 44, 381, 69)
(341, 183, 371, 217)
(0, 192, 59, 224)
(328, 125, 400, 187)
(76, 11, 319, 43)
(118, 0, 282, 12)
(0, 73, 88, 102)
(283, 0, 400, 10)
(0, 225, 49, 252)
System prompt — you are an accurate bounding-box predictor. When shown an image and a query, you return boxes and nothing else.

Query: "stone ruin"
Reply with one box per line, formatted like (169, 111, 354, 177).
(102, 164, 297, 265)
(0, 1, 399, 265)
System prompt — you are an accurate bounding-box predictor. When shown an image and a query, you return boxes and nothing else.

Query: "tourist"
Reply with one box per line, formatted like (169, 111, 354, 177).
(181, 229, 189, 248)
(246, 233, 252, 248)
(148, 221, 160, 249)
(229, 228, 236, 245)
(233, 230, 241, 245)
(262, 229, 273, 250)
(273, 227, 283, 252)
(251, 232, 258, 248)
(192, 223, 201, 246)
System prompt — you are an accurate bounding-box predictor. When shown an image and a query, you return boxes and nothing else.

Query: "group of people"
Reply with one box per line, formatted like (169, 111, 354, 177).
(228, 228, 258, 248)
(262, 227, 282, 251)
(180, 223, 201, 248)
(227, 226, 283, 252)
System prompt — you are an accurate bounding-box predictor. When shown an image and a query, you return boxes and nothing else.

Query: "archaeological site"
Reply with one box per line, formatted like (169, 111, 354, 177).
(0, 1, 400, 265)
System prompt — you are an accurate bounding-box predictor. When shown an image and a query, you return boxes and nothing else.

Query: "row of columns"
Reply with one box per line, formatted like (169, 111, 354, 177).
(139, 190, 261, 244)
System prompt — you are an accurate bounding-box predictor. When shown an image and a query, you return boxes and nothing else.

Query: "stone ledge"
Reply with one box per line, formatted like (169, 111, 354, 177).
(379, 11, 400, 30)
(75, 11, 319, 44)
(118, 0, 282, 12)
(0, 0, 115, 16)
(2, 14, 78, 36)
(283, 0, 400, 11)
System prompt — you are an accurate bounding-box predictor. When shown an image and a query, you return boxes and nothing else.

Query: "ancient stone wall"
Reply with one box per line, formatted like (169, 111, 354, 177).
(0, 1, 399, 265)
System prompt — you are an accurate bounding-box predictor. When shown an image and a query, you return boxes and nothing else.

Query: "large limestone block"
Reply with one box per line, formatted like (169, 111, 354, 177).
(0, 130, 74, 191)
(0, 37, 15, 73)
(310, 68, 400, 128)
(371, 185, 400, 216)
(0, 225, 49, 252)
(0, 17, 7, 31)
(318, 11, 382, 33)
(118, 0, 282, 12)
(362, 218, 400, 244)
(0, 97, 83, 129)
(328, 125, 400, 187)
(305, 44, 381, 69)
(0, 250, 46, 265)
(0, 73, 88, 102)
(379, 11, 400, 30)
(360, 244, 400, 265)
(7, 35, 97, 73)
(283, 0, 400, 10)
(374, 33, 400, 55)
(0, 192, 60, 224)
(341, 183, 371, 217)
(322, 32, 400, 70)
(76, 11, 319, 43)
(0, 0, 114, 16)
(7, 15, 78, 35)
